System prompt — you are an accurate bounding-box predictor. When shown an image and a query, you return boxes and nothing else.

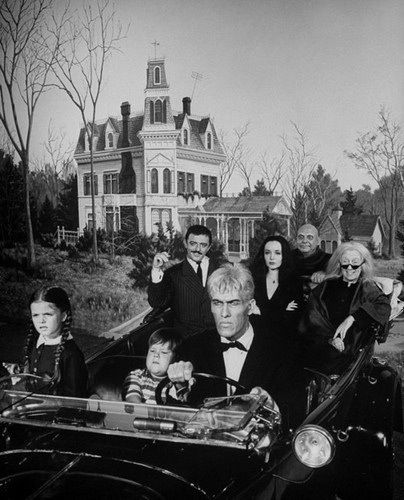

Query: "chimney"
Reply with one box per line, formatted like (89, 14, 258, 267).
(182, 97, 191, 116)
(120, 101, 131, 148)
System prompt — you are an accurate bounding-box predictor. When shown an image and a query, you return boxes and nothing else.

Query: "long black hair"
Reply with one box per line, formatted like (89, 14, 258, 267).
(24, 286, 72, 389)
(250, 235, 295, 283)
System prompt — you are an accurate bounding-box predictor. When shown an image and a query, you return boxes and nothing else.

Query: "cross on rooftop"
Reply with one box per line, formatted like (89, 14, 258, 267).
(151, 40, 160, 60)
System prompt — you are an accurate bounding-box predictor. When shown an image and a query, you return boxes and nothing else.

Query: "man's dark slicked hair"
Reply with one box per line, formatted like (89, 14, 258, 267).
(185, 224, 212, 245)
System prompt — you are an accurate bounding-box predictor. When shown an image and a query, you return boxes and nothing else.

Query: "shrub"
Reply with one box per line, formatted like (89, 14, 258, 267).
(40, 233, 56, 248)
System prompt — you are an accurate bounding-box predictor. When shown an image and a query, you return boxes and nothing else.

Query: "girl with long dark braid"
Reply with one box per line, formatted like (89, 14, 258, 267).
(24, 286, 88, 397)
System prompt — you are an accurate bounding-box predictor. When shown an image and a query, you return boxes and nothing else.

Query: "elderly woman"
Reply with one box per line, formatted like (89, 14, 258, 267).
(299, 242, 391, 373)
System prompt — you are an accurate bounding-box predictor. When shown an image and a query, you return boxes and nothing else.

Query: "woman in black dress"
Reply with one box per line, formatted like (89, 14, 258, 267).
(250, 235, 303, 334)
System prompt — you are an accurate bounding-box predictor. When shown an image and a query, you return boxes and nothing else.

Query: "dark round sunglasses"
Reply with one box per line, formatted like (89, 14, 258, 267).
(340, 262, 363, 270)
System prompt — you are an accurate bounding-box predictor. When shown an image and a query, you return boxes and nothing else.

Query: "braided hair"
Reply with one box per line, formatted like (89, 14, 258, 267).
(25, 286, 72, 393)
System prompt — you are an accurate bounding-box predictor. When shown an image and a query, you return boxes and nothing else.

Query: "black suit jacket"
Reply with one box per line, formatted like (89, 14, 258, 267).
(177, 316, 305, 426)
(148, 258, 219, 337)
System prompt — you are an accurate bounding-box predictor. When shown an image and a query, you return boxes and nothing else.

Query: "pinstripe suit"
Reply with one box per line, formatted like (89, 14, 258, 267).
(148, 258, 220, 338)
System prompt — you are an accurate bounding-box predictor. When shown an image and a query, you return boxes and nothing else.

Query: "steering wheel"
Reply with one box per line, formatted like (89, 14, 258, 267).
(155, 372, 246, 406)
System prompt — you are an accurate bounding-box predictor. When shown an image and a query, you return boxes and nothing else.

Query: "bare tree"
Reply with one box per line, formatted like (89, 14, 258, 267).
(48, 0, 126, 262)
(43, 121, 74, 203)
(345, 107, 404, 257)
(257, 151, 286, 195)
(0, 0, 67, 265)
(280, 122, 317, 235)
(218, 122, 250, 196)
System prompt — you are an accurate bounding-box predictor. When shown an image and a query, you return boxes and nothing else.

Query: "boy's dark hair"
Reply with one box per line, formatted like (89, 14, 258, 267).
(185, 224, 212, 245)
(148, 327, 182, 354)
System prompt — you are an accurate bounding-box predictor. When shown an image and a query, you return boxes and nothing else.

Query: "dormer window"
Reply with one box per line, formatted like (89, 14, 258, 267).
(154, 66, 161, 84)
(183, 128, 188, 145)
(107, 133, 113, 148)
(207, 132, 212, 150)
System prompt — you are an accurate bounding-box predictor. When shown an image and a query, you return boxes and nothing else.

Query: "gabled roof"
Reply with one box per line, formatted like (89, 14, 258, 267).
(75, 115, 144, 154)
(173, 113, 223, 155)
(202, 196, 284, 214)
(106, 117, 120, 133)
(340, 214, 385, 238)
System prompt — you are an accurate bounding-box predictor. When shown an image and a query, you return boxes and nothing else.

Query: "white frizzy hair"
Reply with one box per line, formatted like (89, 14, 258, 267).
(207, 263, 254, 301)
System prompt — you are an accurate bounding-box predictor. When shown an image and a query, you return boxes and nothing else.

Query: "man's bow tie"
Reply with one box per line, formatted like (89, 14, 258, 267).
(221, 341, 247, 352)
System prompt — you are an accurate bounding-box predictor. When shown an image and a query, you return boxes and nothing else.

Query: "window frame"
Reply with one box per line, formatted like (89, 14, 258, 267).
(103, 172, 119, 194)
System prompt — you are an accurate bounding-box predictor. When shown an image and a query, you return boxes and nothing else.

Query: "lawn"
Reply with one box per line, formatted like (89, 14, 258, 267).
(0, 246, 148, 336)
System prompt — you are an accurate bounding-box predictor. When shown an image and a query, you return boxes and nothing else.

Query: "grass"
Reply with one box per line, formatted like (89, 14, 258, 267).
(0, 246, 148, 336)
(374, 257, 404, 280)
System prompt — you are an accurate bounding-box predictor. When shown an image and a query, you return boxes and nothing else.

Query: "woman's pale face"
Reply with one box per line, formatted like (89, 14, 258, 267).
(340, 249, 363, 283)
(264, 241, 283, 271)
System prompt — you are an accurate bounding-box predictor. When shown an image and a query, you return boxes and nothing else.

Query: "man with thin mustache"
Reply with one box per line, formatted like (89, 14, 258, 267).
(148, 225, 223, 338)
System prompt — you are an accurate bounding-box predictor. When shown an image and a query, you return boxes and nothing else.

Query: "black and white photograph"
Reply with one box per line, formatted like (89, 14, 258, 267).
(0, 0, 403, 498)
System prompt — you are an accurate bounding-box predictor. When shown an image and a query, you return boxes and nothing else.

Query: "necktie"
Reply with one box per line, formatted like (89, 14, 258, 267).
(196, 262, 203, 283)
(221, 341, 247, 352)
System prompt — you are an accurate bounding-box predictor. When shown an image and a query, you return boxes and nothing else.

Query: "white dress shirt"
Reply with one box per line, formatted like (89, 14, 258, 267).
(221, 323, 254, 394)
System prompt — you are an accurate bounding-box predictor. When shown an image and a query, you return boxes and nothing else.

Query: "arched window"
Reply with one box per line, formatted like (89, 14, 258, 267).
(163, 168, 171, 193)
(207, 132, 212, 149)
(183, 129, 188, 145)
(154, 66, 160, 84)
(107, 133, 113, 148)
(151, 168, 158, 193)
(155, 100, 162, 122)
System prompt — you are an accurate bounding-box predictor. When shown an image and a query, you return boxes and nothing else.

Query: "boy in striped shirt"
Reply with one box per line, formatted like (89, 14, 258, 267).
(124, 328, 182, 404)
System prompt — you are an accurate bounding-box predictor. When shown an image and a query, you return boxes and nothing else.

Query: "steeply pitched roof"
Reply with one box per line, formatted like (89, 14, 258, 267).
(202, 196, 283, 214)
(173, 113, 224, 155)
(339, 214, 383, 238)
(75, 115, 144, 154)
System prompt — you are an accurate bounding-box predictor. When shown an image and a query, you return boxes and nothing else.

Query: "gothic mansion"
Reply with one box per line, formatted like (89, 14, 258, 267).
(74, 58, 225, 235)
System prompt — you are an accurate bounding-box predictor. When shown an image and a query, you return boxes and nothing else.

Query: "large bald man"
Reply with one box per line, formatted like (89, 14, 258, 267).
(292, 224, 331, 285)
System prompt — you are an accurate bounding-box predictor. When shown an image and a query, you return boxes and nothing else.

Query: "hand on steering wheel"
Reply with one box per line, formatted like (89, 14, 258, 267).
(155, 372, 246, 406)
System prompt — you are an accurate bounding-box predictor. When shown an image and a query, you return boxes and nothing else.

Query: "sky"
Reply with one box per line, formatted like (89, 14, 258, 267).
(18, 0, 404, 193)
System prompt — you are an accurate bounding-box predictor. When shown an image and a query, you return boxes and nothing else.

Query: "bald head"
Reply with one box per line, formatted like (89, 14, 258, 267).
(296, 224, 320, 257)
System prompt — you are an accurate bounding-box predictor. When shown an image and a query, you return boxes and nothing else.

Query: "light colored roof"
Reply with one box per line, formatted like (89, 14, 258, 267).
(202, 196, 283, 214)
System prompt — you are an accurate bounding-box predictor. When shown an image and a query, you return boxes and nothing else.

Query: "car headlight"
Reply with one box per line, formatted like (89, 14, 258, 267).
(293, 425, 335, 468)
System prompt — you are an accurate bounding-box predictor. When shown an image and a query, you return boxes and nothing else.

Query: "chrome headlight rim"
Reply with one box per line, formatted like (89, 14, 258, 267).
(292, 424, 335, 468)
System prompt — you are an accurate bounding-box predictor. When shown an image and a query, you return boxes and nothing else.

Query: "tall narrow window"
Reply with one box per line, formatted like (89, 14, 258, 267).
(150, 100, 154, 124)
(207, 132, 212, 149)
(163, 168, 171, 193)
(107, 133, 113, 148)
(210, 176, 217, 196)
(177, 171, 185, 193)
(151, 168, 158, 193)
(183, 129, 188, 145)
(201, 175, 208, 195)
(186, 173, 194, 193)
(103, 173, 118, 194)
(83, 173, 98, 196)
(155, 100, 162, 122)
(162, 99, 167, 123)
(154, 66, 160, 84)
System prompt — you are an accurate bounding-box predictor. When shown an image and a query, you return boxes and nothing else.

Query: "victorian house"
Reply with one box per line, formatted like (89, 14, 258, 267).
(74, 58, 225, 235)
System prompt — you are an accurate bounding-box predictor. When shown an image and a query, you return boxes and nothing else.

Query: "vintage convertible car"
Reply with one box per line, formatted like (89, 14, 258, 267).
(0, 311, 402, 499)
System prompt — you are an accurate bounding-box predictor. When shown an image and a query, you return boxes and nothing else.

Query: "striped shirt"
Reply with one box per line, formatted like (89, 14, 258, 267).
(123, 368, 164, 405)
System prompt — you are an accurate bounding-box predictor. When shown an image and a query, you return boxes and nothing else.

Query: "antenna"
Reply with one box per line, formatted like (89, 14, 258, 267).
(191, 71, 203, 100)
(151, 40, 160, 60)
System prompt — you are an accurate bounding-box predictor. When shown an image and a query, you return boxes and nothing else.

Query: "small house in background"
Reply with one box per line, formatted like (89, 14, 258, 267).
(319, 207, 385, 255)
(179, 195, 292, 261)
